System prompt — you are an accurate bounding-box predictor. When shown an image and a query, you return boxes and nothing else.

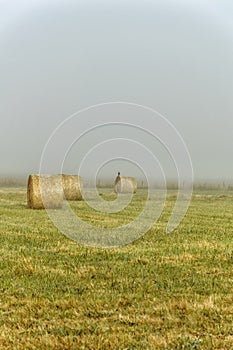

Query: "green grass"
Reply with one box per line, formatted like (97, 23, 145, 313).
(0, 188, 233, 349)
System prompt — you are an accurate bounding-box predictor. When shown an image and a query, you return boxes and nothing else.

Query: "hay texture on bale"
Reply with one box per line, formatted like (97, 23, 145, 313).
(114, 176, 137, 194)
(27, 174, 63, 209)
(62, 174, 83, 200)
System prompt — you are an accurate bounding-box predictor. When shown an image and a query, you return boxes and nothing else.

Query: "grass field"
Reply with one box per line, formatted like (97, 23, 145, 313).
(0, 188, 232, 349)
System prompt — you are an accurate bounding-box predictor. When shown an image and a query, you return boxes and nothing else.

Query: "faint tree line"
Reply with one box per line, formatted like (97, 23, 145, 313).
(0, 177, 27, 187)
(0, 176, 233, 191)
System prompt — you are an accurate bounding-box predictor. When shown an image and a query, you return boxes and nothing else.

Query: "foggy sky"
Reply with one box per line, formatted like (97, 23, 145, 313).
(0, 0, 233, 182)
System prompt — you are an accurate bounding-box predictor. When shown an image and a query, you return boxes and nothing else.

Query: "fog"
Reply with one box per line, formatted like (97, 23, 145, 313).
(0, 0, 233, 184)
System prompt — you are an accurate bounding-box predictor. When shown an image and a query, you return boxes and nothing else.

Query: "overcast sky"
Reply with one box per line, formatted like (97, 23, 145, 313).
(0, 0, 232, 182)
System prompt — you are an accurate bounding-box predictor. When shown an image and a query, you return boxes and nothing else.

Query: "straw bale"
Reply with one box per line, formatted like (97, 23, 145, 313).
(27, 174, 63, 209)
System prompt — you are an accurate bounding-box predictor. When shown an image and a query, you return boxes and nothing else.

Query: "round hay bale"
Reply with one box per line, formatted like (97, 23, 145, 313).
(27, 174, 63, 209)
(62, 174, 83, 200)
(114, 176, 137, 194)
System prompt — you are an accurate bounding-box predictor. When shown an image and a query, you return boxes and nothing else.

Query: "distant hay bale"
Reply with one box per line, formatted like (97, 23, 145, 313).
(114, 176, 137, 194)
(27, 174, 63, 209)
(62, 174, 83, 200)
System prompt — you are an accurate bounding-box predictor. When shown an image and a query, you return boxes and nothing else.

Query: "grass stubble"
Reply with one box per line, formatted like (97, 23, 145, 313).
(0, 188, 232, 349)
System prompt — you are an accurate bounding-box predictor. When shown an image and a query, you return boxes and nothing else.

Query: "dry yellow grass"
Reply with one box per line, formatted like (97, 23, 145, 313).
(0, 188, 232, 349)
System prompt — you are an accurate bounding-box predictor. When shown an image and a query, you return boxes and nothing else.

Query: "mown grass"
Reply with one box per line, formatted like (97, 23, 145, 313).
(0, 188, 232, 349)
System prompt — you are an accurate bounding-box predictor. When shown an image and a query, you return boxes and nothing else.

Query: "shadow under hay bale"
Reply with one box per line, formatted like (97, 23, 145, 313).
(114, 176, 137, 194)
(27, 174, 63, 209)
(62, 174, 83, 201)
